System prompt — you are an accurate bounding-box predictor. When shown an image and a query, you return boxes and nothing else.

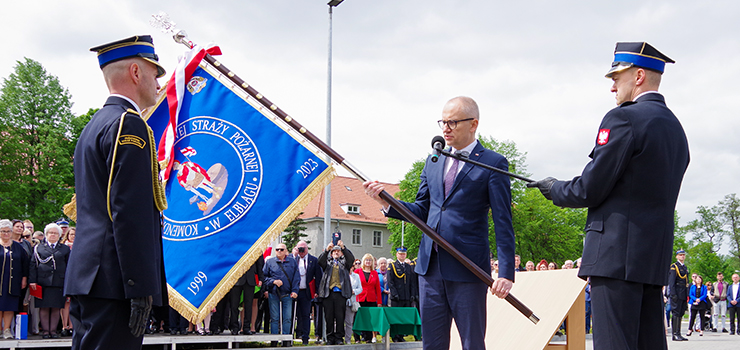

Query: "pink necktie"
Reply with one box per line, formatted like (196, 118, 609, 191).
(444, 158, 459, 197)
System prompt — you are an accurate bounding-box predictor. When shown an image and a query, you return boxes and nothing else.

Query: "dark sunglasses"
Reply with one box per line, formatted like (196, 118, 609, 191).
(275, 248, 285, 251)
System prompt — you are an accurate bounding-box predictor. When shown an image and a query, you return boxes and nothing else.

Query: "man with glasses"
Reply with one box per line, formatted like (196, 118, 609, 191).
(263, 243, 300, 347)
(292, 240, 321, 345)
(364, 96, 515, 350)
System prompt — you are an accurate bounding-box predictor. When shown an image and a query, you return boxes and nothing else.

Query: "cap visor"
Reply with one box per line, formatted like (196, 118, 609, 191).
(143, 58, 167, 78)
(605, 63, 633, 78)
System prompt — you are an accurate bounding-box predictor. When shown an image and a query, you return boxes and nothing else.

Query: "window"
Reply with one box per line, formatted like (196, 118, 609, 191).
(373, 231, 382, 247)
(340, 203, 361, 215)
(352, 229, 361, 245)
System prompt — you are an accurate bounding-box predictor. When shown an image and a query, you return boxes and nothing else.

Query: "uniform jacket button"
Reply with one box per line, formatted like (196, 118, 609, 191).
(127, 279, 135, 286)
(441, 207, 446, 211)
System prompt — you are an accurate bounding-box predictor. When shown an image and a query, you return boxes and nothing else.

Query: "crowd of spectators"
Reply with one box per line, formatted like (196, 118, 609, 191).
(0, 218, 75, 340)
(675, 270, 740, 337)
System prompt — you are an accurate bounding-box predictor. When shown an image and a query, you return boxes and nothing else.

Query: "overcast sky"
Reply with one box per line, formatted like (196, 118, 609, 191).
(3, 0, 739, 231)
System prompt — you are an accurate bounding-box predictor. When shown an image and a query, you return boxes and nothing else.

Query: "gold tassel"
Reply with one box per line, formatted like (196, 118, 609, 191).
(167, 166, 336, 323)
(63, 194, 77, 223)
(146, 125, 168, 212)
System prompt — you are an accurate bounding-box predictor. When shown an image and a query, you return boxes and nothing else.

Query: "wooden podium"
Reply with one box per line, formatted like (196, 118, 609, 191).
(450, 269, 587, 350)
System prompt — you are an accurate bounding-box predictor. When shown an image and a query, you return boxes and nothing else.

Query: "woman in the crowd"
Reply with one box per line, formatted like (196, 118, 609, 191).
(344, 264, 363, 344)
(687, 274, 708, 336)
(59, 227, 75, 336)
(29, 223, 71, 339)
(376, 257, 390, 307)
(62, 227, 75, 248)
(536, 260, 548, 271)
(548, 262, 558, 270)
(317, 240, 354, 345)
(0, 219, 29, 339)
(355, 253, 382, 343)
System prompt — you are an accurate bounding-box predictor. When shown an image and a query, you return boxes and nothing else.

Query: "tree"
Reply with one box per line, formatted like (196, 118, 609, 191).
(282, 213, 309, 251)
(0, 58, 75, 225)
(685, 241, 728, 281)
(684, 205, 724, 251)
(513, 189, 586, 265)
(718, 193, 740, 263)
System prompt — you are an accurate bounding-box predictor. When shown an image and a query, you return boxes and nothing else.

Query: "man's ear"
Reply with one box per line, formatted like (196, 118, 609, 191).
(129, 62, 141, 84)
(635, 68, 647, 86)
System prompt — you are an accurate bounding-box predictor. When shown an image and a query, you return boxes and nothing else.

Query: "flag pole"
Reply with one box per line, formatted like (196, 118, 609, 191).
(151, 15, 539, 324)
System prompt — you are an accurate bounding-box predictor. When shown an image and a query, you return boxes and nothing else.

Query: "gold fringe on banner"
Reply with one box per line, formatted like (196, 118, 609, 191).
(168, 166, 336, 323)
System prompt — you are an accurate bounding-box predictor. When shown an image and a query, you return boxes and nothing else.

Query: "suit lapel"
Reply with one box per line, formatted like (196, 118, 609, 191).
(445, 142, 485, 200)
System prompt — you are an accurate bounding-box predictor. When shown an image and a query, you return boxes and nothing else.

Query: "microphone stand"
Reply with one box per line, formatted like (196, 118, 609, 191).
(438, 147, 535, 183)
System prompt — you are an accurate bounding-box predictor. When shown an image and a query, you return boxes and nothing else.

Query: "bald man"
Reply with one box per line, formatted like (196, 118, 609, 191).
(364, 96, 515, 350)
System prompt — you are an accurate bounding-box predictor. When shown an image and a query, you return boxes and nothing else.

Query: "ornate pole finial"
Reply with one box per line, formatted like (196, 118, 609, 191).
(150, 11, 194, 48)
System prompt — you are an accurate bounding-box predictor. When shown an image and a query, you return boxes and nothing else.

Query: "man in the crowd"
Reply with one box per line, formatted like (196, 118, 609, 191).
(668, 250, 689, 341)
(514, 255, 525, 272)
(728, 273, 740, 335)
(65, 35, 168, 350)
(263, 243, 299, 347)
(528, 42, 689, 350)
(525, 261, 535, 272)
(563, 260, 574, 270)
(713, 272, 729, 332)
(293, 240, 322, 345)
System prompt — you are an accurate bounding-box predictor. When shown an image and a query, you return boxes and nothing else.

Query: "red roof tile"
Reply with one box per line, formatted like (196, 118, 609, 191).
(299, 176, 400, 224)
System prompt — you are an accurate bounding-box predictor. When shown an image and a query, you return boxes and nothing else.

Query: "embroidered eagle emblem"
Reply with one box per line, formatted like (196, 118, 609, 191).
(597, 129, 610, 145)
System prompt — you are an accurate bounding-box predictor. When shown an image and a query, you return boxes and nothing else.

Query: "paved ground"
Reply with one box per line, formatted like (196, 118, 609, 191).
(580, 320, 740, 350)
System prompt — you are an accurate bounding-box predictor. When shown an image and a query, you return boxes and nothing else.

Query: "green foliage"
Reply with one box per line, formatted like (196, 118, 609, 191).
(0, 58, 75, 225)
(282, 213, 309, 251)
(719, 194, 740, 263)
(513, 189, 586, 264)
(673, 211, 689, 254)
(386, 136, 586, 264)
(685, 241, 729, 281)
(685, 205, 724, 250)
(387, 160, 425, 259)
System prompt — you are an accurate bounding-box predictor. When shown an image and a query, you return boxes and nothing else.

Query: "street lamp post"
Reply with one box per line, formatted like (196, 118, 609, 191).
(324, 0, 344, 249)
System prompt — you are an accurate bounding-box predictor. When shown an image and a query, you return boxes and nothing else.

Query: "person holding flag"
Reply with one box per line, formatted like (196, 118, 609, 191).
(66, 35, 168, 350)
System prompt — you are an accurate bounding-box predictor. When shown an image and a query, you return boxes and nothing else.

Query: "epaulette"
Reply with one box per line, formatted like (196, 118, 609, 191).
(125, 108, 140, 116)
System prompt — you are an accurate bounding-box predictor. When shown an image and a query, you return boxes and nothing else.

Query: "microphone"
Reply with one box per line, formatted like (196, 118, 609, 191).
(431, 136, 445, 163)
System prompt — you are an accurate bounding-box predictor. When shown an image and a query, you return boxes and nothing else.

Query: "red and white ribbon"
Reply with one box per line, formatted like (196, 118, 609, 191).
(158, 44, 221, 183)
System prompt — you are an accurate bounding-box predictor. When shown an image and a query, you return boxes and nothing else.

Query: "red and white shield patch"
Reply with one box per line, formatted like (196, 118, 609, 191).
(597, 129, 610, 145)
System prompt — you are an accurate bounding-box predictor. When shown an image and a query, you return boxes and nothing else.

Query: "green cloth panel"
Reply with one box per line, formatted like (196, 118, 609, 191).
(352, 307, 421, 338)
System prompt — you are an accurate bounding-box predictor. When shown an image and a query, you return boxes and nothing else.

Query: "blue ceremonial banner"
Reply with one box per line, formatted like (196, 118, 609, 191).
(145, 52, 334, 322)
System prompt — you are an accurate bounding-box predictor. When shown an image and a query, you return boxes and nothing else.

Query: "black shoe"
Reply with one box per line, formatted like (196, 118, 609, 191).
(230, 328, 240, 335)
(731, 331, 736, 335)
(51, 333, 60, 339)
(42, 333, 51, 339)
(271, 341, 279, 347)
(712, 328, 717, 332)
(282, 340, 293, 347)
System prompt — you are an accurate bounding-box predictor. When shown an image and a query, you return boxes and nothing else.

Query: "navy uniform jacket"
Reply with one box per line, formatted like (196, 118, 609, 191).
(30, 242, 70, 288)
(65, 96, 166, 305)
(387, 141, 516, 283)
(387, 260, 416, 301)
(550, 93, 689, 286)
(666, 262, 689, 299)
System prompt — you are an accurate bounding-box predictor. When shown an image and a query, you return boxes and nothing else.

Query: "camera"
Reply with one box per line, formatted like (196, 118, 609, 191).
(298, 247, 305, 253)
